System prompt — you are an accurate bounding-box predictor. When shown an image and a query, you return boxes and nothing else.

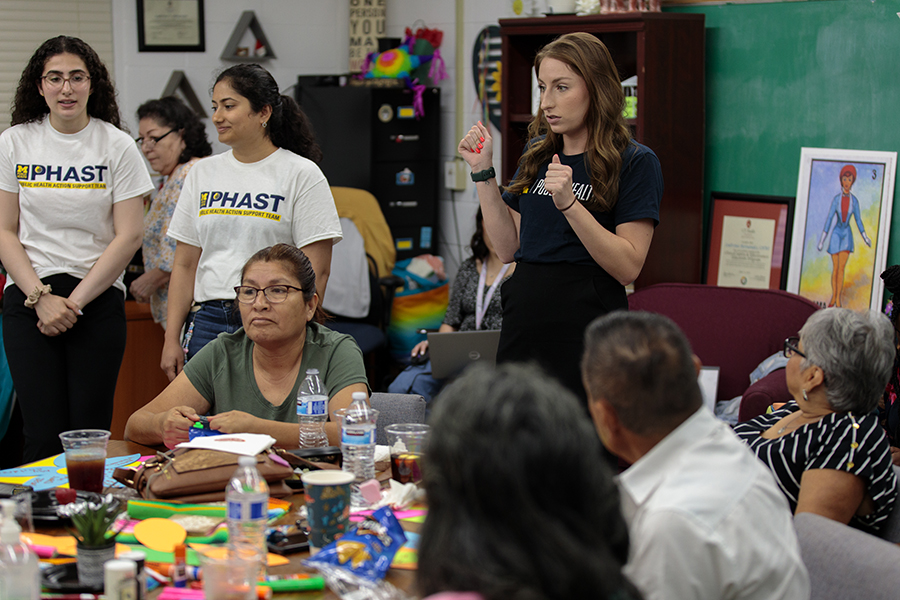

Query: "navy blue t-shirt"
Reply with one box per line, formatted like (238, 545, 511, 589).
(502, 141, 663, 266)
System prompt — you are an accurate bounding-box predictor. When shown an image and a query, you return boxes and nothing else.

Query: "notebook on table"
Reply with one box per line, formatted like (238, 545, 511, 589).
(427, 330, 502, 379)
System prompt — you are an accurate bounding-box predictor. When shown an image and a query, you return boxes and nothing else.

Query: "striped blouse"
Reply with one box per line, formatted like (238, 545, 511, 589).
(734, 401, 897, 533)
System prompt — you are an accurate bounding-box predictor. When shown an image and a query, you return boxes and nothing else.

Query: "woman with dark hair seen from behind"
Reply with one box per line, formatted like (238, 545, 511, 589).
(388, 208, 514, 403)
(417, 363, 641, 600)
(161, 63, 341, 381)
(457, 32, 663, 404)
(735, 307, 898, 533)
(0, 36, 153, 461)
(126, 244, 368, 449)
(131, 96, 212, 330)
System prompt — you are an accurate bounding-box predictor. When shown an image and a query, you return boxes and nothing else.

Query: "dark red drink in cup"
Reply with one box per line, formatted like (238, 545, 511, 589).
(65, 455, 106, 493)
(59, 429, 110, 493)
(385, 424, 429, 484)
(390, 452, 423, 484)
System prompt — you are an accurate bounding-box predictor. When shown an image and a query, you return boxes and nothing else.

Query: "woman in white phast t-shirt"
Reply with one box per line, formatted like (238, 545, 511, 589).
(0, 36, 153, 461)
(161, 64, 341, 382)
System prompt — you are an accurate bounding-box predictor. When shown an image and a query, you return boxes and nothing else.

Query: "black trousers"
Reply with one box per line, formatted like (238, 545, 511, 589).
(497, 262, 627, 406)
(3, 274, 126, 462)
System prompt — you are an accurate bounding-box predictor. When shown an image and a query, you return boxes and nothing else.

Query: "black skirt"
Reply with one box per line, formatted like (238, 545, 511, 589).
(497, 262, 627, 405)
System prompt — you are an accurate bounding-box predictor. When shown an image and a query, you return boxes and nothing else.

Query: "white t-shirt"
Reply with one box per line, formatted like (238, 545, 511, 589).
(0, 118, 155, 292)
(167, 148, 341, 302)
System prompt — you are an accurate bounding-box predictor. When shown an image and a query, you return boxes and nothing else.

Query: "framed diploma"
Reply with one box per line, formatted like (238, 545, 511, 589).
(704, 192, 795, 290)
(137, 0, 205, 52)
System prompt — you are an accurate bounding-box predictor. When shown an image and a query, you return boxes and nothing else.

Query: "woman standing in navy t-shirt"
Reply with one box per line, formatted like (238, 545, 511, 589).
(458, 32, 663, 403)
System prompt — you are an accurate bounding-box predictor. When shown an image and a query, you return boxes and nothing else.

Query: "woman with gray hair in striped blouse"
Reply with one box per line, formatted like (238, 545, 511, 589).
(735, 307, 898, 533)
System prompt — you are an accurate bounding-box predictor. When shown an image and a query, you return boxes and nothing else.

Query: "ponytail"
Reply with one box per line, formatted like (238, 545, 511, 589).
(268, 94, 323, 163)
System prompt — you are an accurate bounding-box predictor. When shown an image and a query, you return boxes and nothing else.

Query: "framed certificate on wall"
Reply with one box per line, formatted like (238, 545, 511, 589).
(704, 192, 795, 290)
(137, 0, 205, 52)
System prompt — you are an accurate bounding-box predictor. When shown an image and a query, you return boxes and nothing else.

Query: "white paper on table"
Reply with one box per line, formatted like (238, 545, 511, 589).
(175, 432, 276, 456)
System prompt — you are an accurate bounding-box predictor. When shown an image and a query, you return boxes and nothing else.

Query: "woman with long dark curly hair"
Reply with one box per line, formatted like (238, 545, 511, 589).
(0, 36, 154, 461)
(457, 32, 663, 405)
(417, 363, 641, 600)
(161, 63, 341, 381)
(131, 96, 212, 329)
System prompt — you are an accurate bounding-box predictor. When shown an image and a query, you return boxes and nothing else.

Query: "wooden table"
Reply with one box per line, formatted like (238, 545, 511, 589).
(94, 441, 418, 599)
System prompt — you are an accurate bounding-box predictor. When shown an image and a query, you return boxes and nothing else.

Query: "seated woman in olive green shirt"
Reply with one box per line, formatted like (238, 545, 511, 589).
(125, 244, 369, 449)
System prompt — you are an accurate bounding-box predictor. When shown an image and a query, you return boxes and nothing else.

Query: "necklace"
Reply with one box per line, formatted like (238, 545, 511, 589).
(776, 410, 822, 435)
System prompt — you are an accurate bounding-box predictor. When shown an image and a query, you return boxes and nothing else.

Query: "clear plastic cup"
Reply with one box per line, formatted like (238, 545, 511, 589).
(198, 543, 260, 600)
(385, 423, 429, 484)
(58, 429, 110, 493)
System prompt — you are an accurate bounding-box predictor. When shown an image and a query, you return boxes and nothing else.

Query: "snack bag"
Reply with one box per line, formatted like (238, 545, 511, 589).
(304, 506, 408, 599)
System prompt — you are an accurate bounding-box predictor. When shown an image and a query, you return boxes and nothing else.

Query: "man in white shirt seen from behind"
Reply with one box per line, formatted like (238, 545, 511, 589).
(581, 311, 810, 600)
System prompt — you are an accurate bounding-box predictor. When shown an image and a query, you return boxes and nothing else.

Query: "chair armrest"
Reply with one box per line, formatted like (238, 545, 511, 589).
(378, 274, 405, 329)
(738, 368, 790, 423)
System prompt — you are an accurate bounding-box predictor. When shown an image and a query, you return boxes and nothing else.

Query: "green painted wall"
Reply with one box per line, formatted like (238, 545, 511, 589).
(666, 0, 900, 271)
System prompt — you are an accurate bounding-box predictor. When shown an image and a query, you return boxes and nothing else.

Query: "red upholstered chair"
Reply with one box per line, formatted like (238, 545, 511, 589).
(627, 283, 819, 420)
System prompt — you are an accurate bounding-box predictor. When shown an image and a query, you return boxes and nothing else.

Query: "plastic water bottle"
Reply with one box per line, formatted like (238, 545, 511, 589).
(339, 392, 378, 508)
(297, 368, 329, 449)
(0, 499, 40, 600)
(226, 456, 269, 575)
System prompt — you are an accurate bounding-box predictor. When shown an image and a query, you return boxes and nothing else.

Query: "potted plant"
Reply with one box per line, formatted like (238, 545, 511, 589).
(59, 494, 124, 588)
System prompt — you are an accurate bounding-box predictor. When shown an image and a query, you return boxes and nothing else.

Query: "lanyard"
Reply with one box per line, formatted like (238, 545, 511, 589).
(475, 261, 510, 330)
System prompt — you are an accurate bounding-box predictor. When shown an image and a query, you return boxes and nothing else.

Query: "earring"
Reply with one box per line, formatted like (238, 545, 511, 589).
(262, 122, 268, 128)
(802, 389, 809, 402)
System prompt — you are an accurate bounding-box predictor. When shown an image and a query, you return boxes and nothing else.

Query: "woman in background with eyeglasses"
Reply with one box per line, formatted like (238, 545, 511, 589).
(734, 307, 898, 533)
(131, 96, 212, 330)
(0, 36, 154, 462)
(125, 244, 368, 449)
(160, 63, 341, 382)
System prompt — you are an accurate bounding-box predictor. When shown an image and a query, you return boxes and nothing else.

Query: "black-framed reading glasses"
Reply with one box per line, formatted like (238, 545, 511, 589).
(783, 336, 805, 359)
(135, 129, 177, 149)
(234, 285, 303, 304)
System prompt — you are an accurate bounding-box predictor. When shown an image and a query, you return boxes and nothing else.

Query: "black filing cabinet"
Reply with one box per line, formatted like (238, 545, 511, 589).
(296, 84, 441, 260)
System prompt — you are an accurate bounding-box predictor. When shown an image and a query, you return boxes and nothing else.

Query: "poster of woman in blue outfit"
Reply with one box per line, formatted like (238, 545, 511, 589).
(817, 165, 872, 307)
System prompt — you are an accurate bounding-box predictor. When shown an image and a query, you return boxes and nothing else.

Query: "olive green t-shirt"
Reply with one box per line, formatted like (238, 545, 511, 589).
(183, 322, 369, 422)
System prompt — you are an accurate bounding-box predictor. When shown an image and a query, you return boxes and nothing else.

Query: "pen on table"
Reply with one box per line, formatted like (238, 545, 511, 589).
(259, 576, 325, 592)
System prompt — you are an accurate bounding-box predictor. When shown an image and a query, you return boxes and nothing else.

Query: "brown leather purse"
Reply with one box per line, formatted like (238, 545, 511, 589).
(114, 448, 295, 503)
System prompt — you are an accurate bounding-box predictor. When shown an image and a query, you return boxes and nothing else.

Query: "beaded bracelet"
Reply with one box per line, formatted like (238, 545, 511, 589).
(24, 284, 51, 309)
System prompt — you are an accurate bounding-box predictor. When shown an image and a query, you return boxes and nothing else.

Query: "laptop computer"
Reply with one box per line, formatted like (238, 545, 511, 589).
(427, 330, 502, 379)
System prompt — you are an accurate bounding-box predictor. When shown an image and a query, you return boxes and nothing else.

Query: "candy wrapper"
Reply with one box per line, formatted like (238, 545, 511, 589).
(304, 506, 409, 600)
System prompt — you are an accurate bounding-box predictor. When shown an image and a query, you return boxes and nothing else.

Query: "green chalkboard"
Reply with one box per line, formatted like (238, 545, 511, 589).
(667, 0, 900, 271)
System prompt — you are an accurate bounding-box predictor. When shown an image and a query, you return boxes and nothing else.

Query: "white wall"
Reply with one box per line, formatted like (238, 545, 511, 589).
(111, 0, 523, 281)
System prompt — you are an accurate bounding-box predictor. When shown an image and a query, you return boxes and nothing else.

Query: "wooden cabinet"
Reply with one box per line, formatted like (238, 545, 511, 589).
(110, 301, 170, 439)
(499, 13, 706, 286)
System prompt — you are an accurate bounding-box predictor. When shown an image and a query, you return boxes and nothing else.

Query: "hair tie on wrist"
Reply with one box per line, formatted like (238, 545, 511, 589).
(559, 197, 578, 212)
(24, 284, 51, 309)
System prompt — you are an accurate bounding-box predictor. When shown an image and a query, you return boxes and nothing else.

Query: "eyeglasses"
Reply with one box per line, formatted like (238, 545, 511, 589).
(135, 129, 176, 150)
(783, 336, 805, 359)
(41, 72, 90, 90)
(234, 285, 303, 304)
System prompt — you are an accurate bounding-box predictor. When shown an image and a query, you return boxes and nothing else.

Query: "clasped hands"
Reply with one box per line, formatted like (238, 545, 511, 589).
(35, 294, 81, 337)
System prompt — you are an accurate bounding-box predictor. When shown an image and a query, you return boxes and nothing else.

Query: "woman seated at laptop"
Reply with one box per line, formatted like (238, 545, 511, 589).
(417, 363, 640, 600)
(125, 244, 368, 449)
(389, 209, 514, 403)
(734, 307, 897, 533)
